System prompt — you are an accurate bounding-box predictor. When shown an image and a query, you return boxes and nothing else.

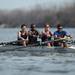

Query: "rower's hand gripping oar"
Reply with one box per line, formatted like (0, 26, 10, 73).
(41, 36, 72, 45)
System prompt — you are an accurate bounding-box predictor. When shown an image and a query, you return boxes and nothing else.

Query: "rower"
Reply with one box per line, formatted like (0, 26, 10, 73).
(28, 24, 39, 44)
(53, 24, 68, 47)
(41, 23, 53, 47)
(17, 24, 28, 46)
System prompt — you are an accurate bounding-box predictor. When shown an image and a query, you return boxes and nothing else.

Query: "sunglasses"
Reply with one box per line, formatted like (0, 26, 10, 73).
(46, 26, 50, 28)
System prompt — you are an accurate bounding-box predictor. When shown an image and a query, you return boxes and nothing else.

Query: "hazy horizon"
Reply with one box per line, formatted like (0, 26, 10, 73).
(0, 0, 74, 10)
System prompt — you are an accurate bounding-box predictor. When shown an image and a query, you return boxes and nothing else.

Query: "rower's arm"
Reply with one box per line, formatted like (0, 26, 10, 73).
(66, 35, 72, 38)
(17, 32, 25, 40)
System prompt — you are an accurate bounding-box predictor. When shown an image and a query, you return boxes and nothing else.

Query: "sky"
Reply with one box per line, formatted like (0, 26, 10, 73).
(0, 0, 74, 10)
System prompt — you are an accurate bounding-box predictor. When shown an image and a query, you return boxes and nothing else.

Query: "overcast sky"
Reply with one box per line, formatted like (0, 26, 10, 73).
(0, 0, 74, 10)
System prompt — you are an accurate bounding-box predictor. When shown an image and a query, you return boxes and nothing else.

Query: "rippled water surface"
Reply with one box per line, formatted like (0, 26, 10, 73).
(0, 28, 75, 75)
(0, 53, 75, 75)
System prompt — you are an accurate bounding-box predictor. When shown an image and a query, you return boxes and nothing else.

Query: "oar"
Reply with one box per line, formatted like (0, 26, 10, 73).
(0, 40, 41, 46)
(0, 37, 74, 46)
(0, 40, 18, 46)
(41, 37, 70, 44)
(69, 40, 75, 45)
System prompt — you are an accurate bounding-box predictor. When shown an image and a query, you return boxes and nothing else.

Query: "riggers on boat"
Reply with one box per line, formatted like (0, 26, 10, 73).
(0, 44, 75, 53)
(0, 37, 75, 53)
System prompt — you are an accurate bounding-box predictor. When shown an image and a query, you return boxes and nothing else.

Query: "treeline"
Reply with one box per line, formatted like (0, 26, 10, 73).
(0, 3, 75, 28)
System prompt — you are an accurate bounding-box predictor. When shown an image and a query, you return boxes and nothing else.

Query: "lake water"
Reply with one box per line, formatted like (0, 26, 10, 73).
(0, 28, 75, 75)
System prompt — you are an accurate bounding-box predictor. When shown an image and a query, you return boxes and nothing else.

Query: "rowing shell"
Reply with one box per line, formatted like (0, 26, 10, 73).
(0, 45, 75, 53)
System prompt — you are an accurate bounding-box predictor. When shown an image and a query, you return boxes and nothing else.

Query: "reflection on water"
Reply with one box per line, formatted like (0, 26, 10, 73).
(0, 52, 75, 75)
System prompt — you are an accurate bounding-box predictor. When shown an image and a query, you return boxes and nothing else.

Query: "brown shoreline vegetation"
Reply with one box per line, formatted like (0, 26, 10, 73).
(0, 2, 75, 28)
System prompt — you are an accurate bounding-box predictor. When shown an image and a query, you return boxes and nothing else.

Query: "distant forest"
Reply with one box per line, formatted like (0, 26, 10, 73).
(0, 2, 75, 28)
